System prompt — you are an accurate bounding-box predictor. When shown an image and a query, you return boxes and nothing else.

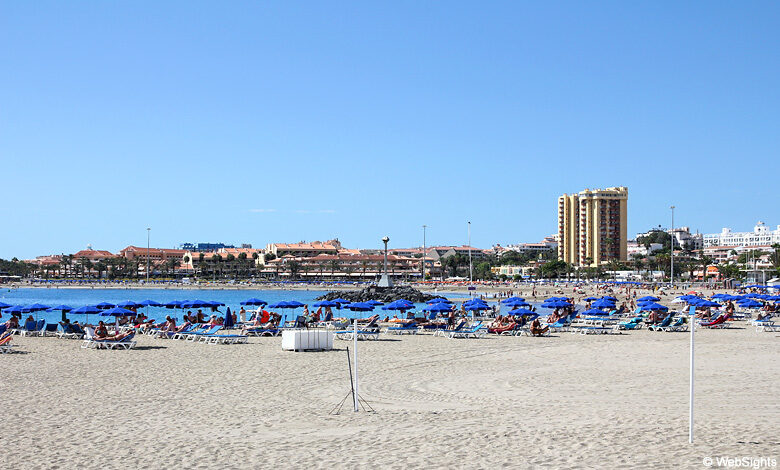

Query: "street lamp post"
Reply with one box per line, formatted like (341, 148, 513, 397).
(670, 206, 675, 289)
(146, 227, 151, 283)
(378, 236, 392, 287)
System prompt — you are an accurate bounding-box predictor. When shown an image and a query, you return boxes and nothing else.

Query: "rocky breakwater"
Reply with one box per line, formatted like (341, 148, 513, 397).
(317, 285, 437, 303)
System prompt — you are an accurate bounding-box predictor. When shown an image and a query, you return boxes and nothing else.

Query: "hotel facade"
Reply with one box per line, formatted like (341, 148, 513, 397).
(558, 187, 628, 267)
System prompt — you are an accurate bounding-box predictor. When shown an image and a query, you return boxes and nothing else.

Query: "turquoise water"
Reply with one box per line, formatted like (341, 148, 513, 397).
(0, 288, 468, 324)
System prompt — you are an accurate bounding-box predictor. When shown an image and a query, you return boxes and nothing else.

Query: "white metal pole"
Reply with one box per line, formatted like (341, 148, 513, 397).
(670, 206, 674, 290)
(353, 318, 359, 412)
(689, 304, 695, 443)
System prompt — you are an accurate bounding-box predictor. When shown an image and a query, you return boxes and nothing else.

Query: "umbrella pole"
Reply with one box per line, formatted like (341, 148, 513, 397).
(689, 305, 695, 443)
(353, 318, 359, 412)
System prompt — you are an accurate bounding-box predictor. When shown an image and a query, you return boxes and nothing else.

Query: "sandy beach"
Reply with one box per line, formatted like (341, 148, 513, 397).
(3, 312, 777, 469)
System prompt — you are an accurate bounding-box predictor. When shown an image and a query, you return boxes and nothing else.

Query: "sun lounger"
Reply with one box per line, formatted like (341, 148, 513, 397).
(201, 334, 249, 344)
(547, 317, 571, 333)
(81, 328, 137, 350)
(171, 325, 208, 340)
(0, 332, 19, 353)
(386, 322, 418, 335)
(245, 325, 281, 336)
(754, 321, 778, 333)
(488, 322, 520, 335)
(434, 320, 467, 337)
(19, 320, 44, 337)
(334, 328, 381, 340)
(444, 322, 485, 339)
(659, 317, 687, 332)
(648, 315, 674, 332)
(182, 326, 222, 341)
(58, 323, 81, 339)
(700, 313, 731, 329)
(42, 323, 59, 337)
(157, 324, 194, 339)
(618, 316, 643, 330)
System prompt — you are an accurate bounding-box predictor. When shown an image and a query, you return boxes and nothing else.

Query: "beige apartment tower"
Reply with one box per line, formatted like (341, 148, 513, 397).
(558, 187, 628, 267)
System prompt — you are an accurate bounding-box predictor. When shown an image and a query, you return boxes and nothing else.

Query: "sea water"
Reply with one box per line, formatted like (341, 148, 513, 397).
(0, 288, 477, 325)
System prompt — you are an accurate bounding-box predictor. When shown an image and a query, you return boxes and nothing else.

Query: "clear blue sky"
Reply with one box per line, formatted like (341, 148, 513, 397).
(2, 1, 778, 259)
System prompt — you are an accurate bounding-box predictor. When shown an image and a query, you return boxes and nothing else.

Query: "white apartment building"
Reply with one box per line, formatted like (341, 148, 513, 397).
(703, 221, 780, 248)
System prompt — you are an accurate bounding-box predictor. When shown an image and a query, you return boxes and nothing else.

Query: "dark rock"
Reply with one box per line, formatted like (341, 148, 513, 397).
(317, 285, 437, 303)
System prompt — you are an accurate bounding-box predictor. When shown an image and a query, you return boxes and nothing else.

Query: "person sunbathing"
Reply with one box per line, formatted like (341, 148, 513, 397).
(174, 320, 192, 333)
(530, 318, 549, 336)
(161, 316, 176, 332)
(6, 316, 19, 329)
(94, 321, 133, 341)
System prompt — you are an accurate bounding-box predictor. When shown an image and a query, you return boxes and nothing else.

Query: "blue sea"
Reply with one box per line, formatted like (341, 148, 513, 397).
(0, 287, 478, 324)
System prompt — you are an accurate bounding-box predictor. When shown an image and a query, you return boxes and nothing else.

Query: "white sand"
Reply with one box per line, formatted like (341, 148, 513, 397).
(2, 316, 778, 469)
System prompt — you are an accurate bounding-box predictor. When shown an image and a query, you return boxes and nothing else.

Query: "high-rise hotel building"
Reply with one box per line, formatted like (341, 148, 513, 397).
(558, 187, 628, 267)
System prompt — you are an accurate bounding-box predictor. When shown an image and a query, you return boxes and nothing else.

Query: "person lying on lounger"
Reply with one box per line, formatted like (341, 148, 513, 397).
(161, 316, 177, 333)
(174, 320, 192, 333)
(530, 318, 549, 336)
(5, 315, 19, 329)
(94, 321, 134, 341)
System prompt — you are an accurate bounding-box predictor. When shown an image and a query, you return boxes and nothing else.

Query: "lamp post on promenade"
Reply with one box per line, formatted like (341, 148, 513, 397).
(378, 236, 392, 287)
(670, 206, 675, 289)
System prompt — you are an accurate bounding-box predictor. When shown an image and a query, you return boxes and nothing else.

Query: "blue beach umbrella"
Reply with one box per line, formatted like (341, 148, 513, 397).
(428, 298, 452, 304)
(638, 296, 660, 302)
(100, 307, 136, 317)
(47, 304, 73, 312)
(71, 305, 101, 324)
(366, 300, 384, 306)
(423, 303, 453, 312)
(343, 302, 375, 319)
(95, 302, 116, 310)
(382, 300, 414, 311)
(165, 300, 184, 309)
(591, 299, 616, 309)
(313, 300, 341, 308)
(27, 303, 51, 312)
(507, 308, 537, 316)
(640, 302, 668, 311)
(330, 298, 351, 305)
(465, 303, 491, 311)
(241, 298, 268, 306)
(47, 304, 74, 321)
(541, 300, 572, 309)
(224, 307, 234, 329)
(117, 301, 143, 309)
(737, 299, 762, 309)
(139, 300, 163, 307)
(501, 297, 526, 303)
(502, 299, 530, 308)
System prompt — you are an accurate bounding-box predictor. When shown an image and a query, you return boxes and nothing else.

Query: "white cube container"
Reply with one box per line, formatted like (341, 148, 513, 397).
(281, 329, 334, 351)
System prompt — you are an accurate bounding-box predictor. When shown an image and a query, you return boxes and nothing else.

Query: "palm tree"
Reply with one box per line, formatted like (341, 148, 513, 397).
(329, 260, 339, 278)
(95, 261, 107, 279)
(360, 260, 369, 280)
(226, 254, 236, 278)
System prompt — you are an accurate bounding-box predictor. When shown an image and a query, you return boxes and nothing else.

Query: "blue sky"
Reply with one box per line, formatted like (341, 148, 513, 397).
(1, 1, 778, 259)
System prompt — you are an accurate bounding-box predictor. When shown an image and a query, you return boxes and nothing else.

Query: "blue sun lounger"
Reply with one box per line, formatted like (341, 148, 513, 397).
(386, 322, 418, 335)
